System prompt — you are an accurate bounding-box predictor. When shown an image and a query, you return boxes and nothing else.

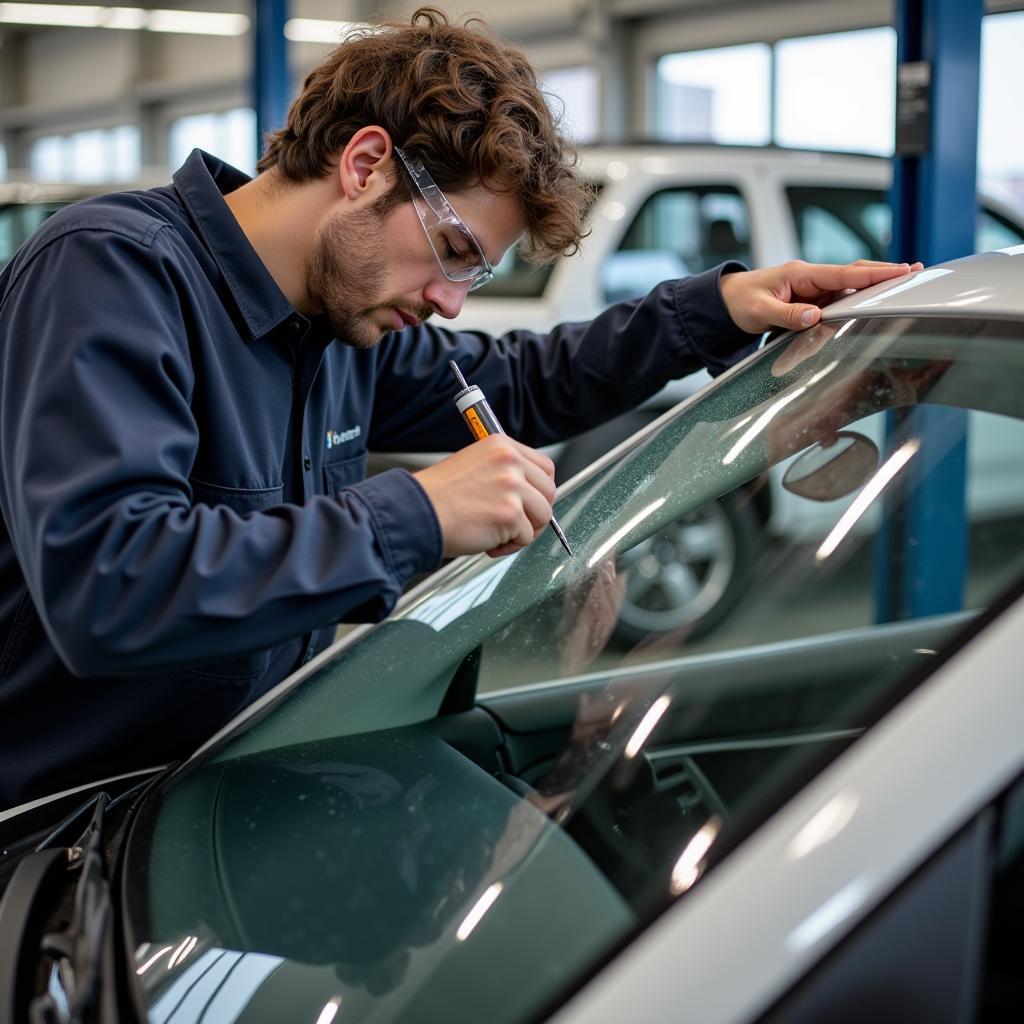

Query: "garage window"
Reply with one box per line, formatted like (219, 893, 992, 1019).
(775, 28, 896, 156)
(979, 11, 1024, 218)
(655, 44, 771, 145)
(168, 108, 257, 176)
(27, 126, 140, 182)
(540, 66, 600, 144)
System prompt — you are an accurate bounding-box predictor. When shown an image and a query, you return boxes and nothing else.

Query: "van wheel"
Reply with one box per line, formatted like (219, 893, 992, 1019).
(613, 491, 759, 646)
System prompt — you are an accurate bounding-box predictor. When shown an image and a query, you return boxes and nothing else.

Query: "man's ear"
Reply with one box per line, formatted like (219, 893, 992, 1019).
(338, 126, 393, 202)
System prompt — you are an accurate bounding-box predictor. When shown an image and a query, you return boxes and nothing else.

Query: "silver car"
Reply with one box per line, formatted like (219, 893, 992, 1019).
(2, 246, 1022, 1023)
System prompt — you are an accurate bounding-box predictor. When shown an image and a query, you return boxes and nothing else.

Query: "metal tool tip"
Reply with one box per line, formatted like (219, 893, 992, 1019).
(449, 360, 469, 390)
(550, 520, 574, 557)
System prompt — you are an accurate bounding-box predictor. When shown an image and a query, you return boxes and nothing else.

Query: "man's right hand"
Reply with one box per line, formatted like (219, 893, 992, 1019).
(413, 435, 556, 558)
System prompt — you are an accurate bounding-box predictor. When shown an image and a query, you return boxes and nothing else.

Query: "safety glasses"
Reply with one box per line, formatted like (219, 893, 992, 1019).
(394, 146, 494, 292)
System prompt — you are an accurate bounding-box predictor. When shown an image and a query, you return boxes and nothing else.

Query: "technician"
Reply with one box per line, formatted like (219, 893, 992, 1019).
(0, 7, 917, 808)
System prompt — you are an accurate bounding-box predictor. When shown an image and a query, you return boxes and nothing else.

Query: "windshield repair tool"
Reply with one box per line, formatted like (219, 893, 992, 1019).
(449, 360, 574, 557)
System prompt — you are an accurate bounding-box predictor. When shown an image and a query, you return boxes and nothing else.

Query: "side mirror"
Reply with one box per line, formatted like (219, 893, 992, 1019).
(782, 431, 880, 502)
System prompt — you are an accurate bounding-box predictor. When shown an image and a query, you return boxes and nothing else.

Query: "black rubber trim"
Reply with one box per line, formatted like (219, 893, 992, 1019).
(0, 847, 66, 1024)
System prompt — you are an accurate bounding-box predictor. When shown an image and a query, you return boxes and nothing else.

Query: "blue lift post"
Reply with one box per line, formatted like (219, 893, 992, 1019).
(875, 0, 983, 622)
(252, 0, 290, 160)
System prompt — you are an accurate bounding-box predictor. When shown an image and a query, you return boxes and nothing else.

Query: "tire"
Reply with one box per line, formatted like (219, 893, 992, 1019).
(612, 490, 760, 646)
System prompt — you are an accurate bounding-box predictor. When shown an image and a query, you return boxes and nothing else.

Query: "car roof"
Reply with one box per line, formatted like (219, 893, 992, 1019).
(578, 143, 887, 177)
(821, 246, 1024, 322)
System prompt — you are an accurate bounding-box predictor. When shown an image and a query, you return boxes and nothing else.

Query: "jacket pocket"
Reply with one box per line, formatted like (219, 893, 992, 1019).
(188, 477, 284, 515)
(323, 449, 369, 496)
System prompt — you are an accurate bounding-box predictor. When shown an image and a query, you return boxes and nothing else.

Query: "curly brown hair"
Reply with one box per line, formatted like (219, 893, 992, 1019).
(257, 6, 590, 261)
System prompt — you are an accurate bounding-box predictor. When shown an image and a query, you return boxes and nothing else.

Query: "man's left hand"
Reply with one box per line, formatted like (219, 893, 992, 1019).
(720, 259, 925, 335)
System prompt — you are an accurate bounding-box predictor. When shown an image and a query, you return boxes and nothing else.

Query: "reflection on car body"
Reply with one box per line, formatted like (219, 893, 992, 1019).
(4, 248, 1024, 1022)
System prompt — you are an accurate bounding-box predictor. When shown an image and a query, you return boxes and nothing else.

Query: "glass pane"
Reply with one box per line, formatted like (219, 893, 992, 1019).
(478, 323, 1024, 689)
(169, 108, 256, 176)
(541, 66, 599, 144)
(67, 129, 108, 182)
(222, 107, 257, 176)
(608, 186, 751, 299)
(27, 136, 66, 180)
(656, 44, 771, 145)
(472, 246, 555, 299)
(129, 314, 1024, 1024)
(786, 186, 889, 262)
(462, 184, 601, 302)
(168, 112, 218, 168)
(776, 28, 896, 155)
(110, 124, 141, 181)
(979, 12, 1024, 218)
(977, 208, 1024, 253)
(788, 187, 1024, 260)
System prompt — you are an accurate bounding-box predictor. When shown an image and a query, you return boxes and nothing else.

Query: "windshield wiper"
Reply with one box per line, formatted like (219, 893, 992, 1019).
(29, 792, 114, 1024)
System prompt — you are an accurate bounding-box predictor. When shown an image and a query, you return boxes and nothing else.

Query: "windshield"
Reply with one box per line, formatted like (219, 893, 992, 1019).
(124, 315, 1024, 1024)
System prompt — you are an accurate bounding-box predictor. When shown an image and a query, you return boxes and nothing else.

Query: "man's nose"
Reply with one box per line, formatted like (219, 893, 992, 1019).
(424, 277, 471, 319)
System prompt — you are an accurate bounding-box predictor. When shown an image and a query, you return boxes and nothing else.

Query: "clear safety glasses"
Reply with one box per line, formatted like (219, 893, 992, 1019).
(394, 146, 494, 292)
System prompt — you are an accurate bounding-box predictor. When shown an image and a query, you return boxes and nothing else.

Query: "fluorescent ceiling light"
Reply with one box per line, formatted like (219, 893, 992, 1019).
(103, 7, 146, 29)
(284, 18, 363, 44)
(146, 9, 247, 35)
(0, 2, 106, 27)
(0, 3, 249, 36)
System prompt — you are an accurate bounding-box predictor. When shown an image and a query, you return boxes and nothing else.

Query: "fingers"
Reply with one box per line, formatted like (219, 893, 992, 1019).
(722, 257, 924, 336)
(518, 478, 554, 540)
(786, 259, 915, 297)
(508, 438, 557, 479)
(521, 453, 557, 505)
(415, 434, 557, 558)
(762, 296, 823, 331)
(848, 258, 924, 272)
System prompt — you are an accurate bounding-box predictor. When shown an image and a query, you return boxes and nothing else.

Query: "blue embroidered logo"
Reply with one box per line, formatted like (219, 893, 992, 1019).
(326, 425, 361, 449)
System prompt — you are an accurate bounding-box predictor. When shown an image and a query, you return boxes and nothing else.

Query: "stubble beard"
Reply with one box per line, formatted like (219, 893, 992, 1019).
(308, 205, 395, 350)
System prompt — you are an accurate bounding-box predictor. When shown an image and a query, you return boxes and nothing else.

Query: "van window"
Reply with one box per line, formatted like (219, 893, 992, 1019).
(787, 186, 889, 263)
(788, 185, 1024, 261)
(605, 186, 752, 303)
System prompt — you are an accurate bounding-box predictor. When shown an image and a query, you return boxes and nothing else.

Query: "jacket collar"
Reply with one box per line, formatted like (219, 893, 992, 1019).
(172, 149, 302, 341)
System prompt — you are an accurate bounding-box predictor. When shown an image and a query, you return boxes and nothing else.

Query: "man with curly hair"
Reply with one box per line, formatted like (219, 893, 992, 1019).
(0, 7, 917, 806)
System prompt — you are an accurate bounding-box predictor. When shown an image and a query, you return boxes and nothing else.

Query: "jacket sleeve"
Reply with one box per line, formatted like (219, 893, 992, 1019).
(368, 262, 762, 452)
(0, 227, 439, 677)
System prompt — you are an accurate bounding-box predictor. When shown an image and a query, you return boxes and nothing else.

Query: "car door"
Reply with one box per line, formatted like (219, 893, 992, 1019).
(757, 770, 1024, 1023)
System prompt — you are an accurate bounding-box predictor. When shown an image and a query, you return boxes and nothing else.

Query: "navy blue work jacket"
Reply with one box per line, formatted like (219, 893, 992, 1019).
(0, 150, 759, 807)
